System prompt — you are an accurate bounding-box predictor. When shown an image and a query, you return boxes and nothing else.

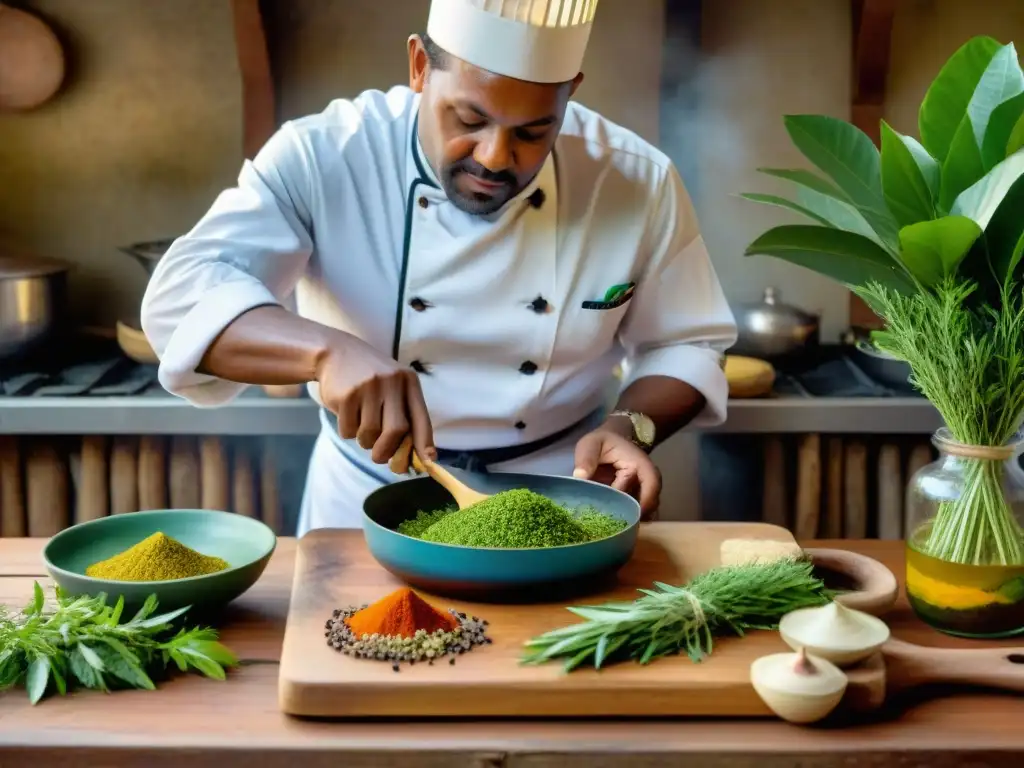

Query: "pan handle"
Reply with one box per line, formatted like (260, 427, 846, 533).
(883, 638, 1024, 695)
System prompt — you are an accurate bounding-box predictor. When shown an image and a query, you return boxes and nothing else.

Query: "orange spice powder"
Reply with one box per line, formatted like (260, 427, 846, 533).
(345, 587, 459, 639)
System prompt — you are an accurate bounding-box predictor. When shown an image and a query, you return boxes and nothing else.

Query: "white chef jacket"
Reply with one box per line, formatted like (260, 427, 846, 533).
(140, 85, 737, 535)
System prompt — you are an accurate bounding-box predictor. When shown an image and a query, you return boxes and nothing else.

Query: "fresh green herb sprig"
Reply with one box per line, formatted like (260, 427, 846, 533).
(0, 582, 239, 705)
(859, 278, 1024, 566)
(858, 279, 1024, 450)
(521, 558, 832, 672)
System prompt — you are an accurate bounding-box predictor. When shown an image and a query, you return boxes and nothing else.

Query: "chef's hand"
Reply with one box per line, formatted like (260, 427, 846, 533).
(316, 333, 436, 465)
(572, 422, 661, 520)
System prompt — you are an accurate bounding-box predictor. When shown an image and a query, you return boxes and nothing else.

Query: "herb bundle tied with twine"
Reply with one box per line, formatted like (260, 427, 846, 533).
(522, 557, 831, 671)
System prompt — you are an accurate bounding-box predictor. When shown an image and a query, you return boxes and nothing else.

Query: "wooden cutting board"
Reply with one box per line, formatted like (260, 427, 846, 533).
(279, 522, 834, 718)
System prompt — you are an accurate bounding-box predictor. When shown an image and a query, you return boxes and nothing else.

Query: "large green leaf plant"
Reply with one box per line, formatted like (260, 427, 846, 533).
(743, 36, 1024, 567)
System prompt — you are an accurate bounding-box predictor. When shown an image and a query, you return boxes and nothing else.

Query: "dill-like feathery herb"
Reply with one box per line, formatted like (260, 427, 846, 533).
(857, 278, 1024, 566)
(521, 558, 831, 671)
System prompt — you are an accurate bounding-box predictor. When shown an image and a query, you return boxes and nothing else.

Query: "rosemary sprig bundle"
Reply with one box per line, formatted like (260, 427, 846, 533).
(521, 558, 831, 672)
(0, 583, 239, 705)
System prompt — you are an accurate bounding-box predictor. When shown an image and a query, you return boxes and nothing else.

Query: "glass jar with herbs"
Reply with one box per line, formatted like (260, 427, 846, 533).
(740, 35, 1024, 638)
(905, 431, 1024, 637)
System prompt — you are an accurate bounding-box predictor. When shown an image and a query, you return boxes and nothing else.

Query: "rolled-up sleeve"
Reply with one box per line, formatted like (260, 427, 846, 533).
(617, 164, 738, 427)
(140, 123, 315, 406)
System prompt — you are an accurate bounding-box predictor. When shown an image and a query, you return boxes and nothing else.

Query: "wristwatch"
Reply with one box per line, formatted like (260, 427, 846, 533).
(609, 410, 656, 452)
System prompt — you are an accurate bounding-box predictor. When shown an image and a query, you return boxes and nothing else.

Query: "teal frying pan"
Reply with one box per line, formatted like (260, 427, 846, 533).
(361, 467, 641, 603)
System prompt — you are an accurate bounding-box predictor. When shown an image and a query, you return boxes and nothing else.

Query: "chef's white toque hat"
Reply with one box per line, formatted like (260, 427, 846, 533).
(426, 0, 599, 84)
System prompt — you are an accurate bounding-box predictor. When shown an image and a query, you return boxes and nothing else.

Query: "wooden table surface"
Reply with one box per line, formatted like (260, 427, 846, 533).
(0, 536, 1022, 768)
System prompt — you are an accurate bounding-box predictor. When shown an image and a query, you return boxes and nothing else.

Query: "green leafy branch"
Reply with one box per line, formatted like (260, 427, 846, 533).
(0, 582, 239, 705)
(741, 37, 1024, 308)
(740, 35, 1024, 567)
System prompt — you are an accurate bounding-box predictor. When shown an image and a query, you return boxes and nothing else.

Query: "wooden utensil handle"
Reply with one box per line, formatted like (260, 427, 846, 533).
(385, 435, 487, 509)
(883, 638, 1024, 694)
(388, 435, 415, 476)
(389, 435, 447, 484)
(389, 435, 431, 475)
(412, 451, 428, 475)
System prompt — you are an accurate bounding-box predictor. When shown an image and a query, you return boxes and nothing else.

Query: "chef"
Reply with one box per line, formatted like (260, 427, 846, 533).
(140, 0, 737, 536)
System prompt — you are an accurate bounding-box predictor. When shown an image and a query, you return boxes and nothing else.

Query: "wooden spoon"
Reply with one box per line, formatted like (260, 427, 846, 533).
(389, 435, 489, 510)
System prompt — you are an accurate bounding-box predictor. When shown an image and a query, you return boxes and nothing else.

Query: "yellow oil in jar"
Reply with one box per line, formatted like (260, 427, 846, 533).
(905, 525, 1024, 638)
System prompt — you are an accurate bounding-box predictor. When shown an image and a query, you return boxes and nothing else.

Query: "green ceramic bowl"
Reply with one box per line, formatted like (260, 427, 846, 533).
(43, 509, 276, 616)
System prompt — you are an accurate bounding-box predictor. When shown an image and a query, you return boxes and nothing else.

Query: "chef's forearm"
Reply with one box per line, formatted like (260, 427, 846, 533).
(609, 375, 707, 446)
(197, 304, 335, 385)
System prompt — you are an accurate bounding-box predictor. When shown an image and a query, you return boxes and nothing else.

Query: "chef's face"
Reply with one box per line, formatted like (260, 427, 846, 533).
(409, 35, 582, 215)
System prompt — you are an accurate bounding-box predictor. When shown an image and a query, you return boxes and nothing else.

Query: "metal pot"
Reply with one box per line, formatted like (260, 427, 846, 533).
(120, 238, 175, 276)
(850, 339, 914, 391)
(730, 287, 820, 359)
(0, 251, 72, 361)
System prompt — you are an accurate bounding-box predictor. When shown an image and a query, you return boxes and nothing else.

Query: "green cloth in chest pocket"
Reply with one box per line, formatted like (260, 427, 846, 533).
(582, 282, 636, 310)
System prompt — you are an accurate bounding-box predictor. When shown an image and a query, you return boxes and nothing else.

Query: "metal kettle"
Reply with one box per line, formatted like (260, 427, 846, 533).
(730, 287, 820, 360)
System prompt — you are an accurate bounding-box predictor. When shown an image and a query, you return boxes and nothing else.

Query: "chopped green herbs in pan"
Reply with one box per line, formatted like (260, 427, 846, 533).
(397, 489, 627, 548)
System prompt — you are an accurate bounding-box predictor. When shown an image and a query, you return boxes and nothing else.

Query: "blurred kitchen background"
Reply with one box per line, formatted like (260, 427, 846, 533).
(1, 0, 1018, 539)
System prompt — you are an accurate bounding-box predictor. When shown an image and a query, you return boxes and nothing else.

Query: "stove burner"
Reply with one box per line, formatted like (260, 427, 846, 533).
(0, 334, 157, 397)
(770, 345, 921, 399)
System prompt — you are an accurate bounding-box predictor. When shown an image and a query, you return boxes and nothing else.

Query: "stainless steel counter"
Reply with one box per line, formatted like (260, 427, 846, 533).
(0, 387, 320, 436)
(721, 396, 942, 434)
(0, 386, 942, 435)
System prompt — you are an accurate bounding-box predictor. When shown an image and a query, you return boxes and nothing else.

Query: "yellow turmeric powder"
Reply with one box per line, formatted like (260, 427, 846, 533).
(85, 532, 229, 581)
(906, 564, 1013, 610)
